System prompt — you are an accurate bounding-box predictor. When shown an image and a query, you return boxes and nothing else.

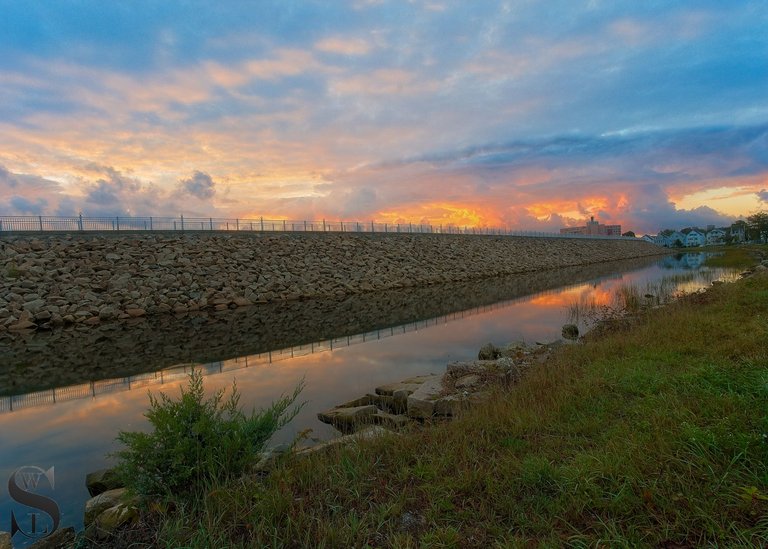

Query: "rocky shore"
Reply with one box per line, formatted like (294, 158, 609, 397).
(0, 232, 664, 334)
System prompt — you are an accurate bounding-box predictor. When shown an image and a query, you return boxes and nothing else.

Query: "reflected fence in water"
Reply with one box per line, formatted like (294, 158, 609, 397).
(0, 286, 566, 414)
(0, 214, 632, 239)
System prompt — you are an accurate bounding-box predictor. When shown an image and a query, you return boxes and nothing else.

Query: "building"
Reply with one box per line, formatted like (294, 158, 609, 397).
(560, 216, 621, 237)
(730, 221, 747, 243)
(706, 228, 726, 245)
(684, 229, 706, 247)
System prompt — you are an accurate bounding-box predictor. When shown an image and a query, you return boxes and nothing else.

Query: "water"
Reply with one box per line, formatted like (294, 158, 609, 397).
(0, 252, 739, 540)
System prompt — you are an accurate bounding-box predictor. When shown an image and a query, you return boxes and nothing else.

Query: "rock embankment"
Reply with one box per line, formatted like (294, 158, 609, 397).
(0, 232, 664, 333)
(316, 341, 556, 432)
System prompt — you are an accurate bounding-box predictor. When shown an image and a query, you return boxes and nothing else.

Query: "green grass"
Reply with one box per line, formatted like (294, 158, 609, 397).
(113, 251, 768, 548)
(704, 245, 762, 269)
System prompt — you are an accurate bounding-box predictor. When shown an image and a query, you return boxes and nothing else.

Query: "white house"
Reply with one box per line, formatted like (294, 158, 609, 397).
(656, 231, 685, 247)
(706, 228, 726, 245)
(641, 234, 656, 244)
(685, 230, 706, 247)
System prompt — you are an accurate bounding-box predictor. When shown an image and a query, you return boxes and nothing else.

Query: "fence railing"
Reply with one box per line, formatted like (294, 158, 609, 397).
(0, 215, 632, 239)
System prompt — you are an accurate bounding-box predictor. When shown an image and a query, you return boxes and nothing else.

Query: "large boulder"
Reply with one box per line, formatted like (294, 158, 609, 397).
(84, 488, 135, 527)
(0, 531, 10, 549)
(406, 376, 444, 419)
(86, 503, 139, 541)
(86, 467, 123, 497)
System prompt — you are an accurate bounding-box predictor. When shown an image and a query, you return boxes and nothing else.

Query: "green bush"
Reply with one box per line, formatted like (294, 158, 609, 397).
(114, 370, 303, 502)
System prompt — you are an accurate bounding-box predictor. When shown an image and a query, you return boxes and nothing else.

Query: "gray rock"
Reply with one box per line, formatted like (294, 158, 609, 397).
(0, 531, 10, 549)
(407, 376, 444, 419)
(375, 374, 438, 396)
(86, 503, 139, 541)
(8, 320, 36, 331)
(84, 488, 132, 526)
(22, 299, 46, 313)
(317, 405, 377, 431)
(478, 342, 502, 360)
(86, 467, 123, 497)
(434, 394, 467, 416)
(454, 374, 480, 389)
(371, 411, 410, 429)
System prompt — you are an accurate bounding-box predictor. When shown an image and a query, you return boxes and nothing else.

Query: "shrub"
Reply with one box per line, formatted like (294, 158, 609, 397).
(114, 370, 303, 502)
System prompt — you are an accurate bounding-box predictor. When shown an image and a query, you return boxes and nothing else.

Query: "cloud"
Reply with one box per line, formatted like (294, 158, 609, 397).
(758, 189, 768, 203)
(10, 195, 48, 214)
(178, 170, 216, 200)
(315, 37, 371, 56)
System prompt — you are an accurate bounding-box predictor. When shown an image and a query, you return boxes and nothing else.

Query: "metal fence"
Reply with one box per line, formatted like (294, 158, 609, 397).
(0, 215, 631, 239)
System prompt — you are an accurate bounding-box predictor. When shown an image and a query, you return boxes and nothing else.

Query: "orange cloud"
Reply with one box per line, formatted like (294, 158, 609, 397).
(315, 37, 372, 56)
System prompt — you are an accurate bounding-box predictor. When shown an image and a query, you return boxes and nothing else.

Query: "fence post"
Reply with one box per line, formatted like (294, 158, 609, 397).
(39, 216, 43, 232)
(340, 221, 344, 232)
(304, 220, 307, 231)
(260, 217, 264, 231)
(78, 214, 83, 231)
(210, 218, 213, 230)
(283, 220, 286, 231)
(116, 216, 120, 231)
(236, 218, 239, 231)
(385, 223, 388, 232)
(323, 219, 326, 232)
(180, 215, 184, 231)
(371, 220, 374, 232)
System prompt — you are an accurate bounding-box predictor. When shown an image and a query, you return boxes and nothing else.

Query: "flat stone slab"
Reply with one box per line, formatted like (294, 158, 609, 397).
(375, 374, 439, 396)
(407, 376, 445, 419)
(317, 404, 377, 429)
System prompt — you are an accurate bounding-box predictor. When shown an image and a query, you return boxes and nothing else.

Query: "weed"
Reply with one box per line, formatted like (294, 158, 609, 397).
(113, 370, 303, 503)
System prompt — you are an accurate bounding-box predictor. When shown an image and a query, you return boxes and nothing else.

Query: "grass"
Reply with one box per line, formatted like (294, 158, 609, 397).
(109, 247, 768, 548)
(704, 245, 759, 269)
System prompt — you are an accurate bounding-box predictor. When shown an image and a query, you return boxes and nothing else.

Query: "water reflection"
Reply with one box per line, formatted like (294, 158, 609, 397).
(0, 256, 661, 396)
(0, 252, 736, 537)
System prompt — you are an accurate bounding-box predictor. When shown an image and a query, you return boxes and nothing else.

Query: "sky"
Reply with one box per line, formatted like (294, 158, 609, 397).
(0, 1, 766, 234)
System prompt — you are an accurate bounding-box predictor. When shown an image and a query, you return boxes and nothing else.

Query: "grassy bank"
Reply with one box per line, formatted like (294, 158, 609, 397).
(121, 250, 768, 548)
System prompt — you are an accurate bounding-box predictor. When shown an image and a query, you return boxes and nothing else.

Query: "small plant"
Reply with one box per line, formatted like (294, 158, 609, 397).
(4, 263, 21, 279)
(114, 370, 303, 502)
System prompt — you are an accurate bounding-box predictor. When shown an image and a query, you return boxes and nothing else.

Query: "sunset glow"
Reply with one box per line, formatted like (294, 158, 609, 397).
(1, 2, 766, 234)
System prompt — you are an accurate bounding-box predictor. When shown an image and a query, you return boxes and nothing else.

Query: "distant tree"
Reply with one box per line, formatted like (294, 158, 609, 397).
(622, 231, 636, 238)
(747, 212, 768, 242)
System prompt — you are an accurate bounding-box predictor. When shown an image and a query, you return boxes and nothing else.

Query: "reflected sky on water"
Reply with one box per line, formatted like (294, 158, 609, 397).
(0, 253, 737, 539)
